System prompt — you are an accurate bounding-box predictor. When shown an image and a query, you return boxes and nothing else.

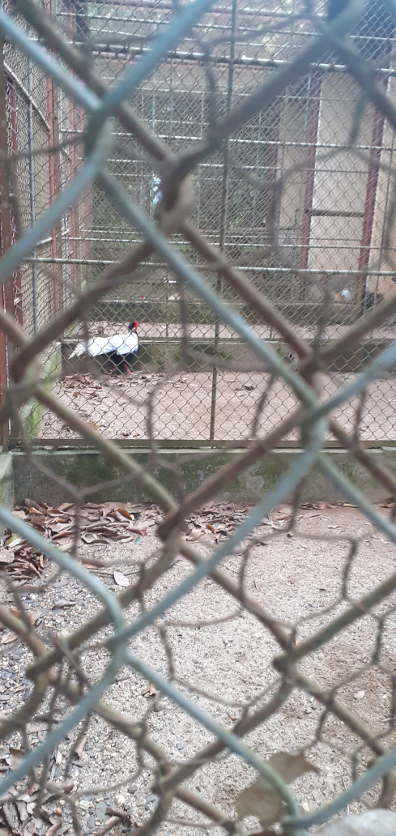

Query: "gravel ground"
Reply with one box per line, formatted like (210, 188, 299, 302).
(41, 369, 396, 441)
(2, 503, 396, 833)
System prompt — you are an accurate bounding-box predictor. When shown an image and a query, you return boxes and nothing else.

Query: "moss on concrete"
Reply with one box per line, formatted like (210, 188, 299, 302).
(12, 446, 393, 506)
(0, 454, 14, 510)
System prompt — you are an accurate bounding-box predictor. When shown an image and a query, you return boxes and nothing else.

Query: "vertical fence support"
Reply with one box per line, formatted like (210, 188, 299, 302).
(209, 0, 237, 443)
(47, 74, 63, 314)
(47, 0, 64, 317)
(356, 101, 386, 306)
(299, 72, 321, 285)
(27, 57, 38, 335)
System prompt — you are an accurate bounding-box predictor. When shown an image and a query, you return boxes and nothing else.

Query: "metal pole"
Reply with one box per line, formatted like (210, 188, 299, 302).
(209, 0, 237, 443)
(27, 56, 38, 335)
(299, 71, 321, 293)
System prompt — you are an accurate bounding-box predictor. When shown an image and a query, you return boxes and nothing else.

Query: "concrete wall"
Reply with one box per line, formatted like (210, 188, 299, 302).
(8, 446, 396, 506)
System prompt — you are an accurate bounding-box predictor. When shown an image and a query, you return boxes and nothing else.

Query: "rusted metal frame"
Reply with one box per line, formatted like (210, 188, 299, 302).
(71, 0, 94, 275)
(46, 0, 63, 315)
(27, 55, 38, 335)
(67, 4, 82, 296)
(52, 0, 82, 300)
(5, 81, 22, 329)
(0, 48, 21, 446)
(0, 49, 10, 446)
(3, 62, 50, 132)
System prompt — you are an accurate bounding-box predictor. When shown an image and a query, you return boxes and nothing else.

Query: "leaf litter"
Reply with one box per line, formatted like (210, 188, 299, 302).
(0, 499, 151, 581)
(0, 499, 353, 580)
(0, 504, 392, 832)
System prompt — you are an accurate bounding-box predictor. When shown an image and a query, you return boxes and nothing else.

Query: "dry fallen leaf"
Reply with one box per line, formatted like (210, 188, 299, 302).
(5, 535, 24, 549)
(2, 500, 151, 580)
(52, 600, 75, 611)
(268, 752, 319, 783)
(235, 751, 318, 826)
(142, 684, 158, 698)
(0, 550, 14, 566)
(0, 633, 17, 646)
(235, 779, 282, 825)
(71, 732, 87, 760)
(113, 570, 130, 587)
(1, 801, 20, 833)
(116, 506, 132, 519)
(47, 822, 62, 836)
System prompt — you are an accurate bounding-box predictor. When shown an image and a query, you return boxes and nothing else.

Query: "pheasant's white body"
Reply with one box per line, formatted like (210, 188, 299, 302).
(70, 330, 139, 359)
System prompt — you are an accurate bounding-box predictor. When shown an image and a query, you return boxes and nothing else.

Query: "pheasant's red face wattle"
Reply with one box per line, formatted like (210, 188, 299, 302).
(132, 321, 139, 330)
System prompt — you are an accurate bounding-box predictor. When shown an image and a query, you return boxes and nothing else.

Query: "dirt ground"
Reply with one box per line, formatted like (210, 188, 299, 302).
(40, 317, 396, 441)
(2, 503, 396, 834)
(40, 368, 396, 441)
(70, 320, 396, 341)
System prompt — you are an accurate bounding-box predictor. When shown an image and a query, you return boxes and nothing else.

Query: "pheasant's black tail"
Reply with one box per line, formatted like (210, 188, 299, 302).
(105, 351, 127, 374)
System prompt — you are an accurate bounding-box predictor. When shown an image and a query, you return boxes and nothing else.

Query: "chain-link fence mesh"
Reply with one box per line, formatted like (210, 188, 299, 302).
(3, 0, 396, 443)
(3, 0, 396, 833)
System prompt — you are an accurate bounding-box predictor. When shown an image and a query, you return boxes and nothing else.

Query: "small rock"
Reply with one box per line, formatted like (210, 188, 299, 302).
(145, 794, 158, 810)
(95, 801, 108, 821)
(354, 690, 365, 700)
(115, 794, 126, 805)
(244, 384, 255, 391)
(318, 809, 396, 835)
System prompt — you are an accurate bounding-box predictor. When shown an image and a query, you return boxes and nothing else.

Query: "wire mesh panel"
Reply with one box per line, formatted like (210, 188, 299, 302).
(1, 0, 64, 439)
(5, 2, 396, 834)
(2, 0, 396, 447)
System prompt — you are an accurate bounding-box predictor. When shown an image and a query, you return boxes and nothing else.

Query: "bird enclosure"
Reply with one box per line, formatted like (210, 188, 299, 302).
(6, 4, 396, 834)
(2, 0, 396, 445)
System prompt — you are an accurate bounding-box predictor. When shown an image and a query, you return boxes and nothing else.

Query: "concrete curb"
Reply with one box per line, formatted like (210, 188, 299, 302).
(9, 447, 395, 505)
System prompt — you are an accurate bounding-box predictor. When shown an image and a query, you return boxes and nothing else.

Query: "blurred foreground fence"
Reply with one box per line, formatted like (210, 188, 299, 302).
(2, 0, 396, 833)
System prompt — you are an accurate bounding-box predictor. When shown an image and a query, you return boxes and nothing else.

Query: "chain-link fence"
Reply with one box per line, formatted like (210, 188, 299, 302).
(2, 0, 396, 444)
(3, 0, 396, 834)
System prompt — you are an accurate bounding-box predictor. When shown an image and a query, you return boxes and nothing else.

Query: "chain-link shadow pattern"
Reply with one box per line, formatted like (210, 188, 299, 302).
(1, 0, 396, 833)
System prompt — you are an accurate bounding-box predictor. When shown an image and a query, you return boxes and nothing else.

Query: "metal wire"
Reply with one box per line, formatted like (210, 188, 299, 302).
(0, 505, 128, 795)
(1, 1, 396, 833)
(0, 124, 112, 285)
